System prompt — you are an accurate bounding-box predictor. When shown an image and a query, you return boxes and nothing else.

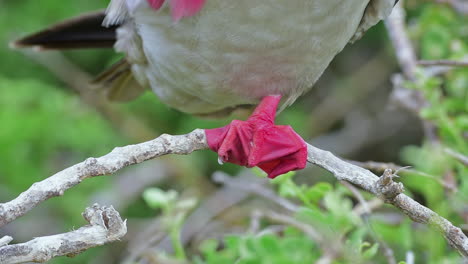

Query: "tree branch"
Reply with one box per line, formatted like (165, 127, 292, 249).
(308, 145, 468, 257)
(0, 129, 206, 228)
(1, 129, 467, 257)
(0, 204, 126, 264)
(385, 2, 440, 142)
(384, 3, 418, 81)
(212, 171, 300, 213)
(436, 0, 468, 15)
(418, 59, 468, 68)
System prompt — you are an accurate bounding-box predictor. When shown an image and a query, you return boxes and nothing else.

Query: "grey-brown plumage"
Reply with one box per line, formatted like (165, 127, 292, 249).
(14, 0, 397, 115)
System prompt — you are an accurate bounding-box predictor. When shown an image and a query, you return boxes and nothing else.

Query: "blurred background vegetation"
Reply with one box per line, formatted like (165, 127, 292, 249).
(0, 0, 466, 263)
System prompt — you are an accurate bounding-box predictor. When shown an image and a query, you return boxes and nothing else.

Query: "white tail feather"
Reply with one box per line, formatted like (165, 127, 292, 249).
(103, 0, 129, 27)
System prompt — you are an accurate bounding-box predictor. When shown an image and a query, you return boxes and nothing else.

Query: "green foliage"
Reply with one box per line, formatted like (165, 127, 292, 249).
(196, 233, 318, 264)
(390, 4, 467, 263)
(0, 77, 124, 263)
(143, 188, 179, 211)
(0, 1, 467, 263)
(143, 188, 198, 260)
(193, 181, 384, 263)
(192, 4, 468, 263)
(0, 76, 122, 190)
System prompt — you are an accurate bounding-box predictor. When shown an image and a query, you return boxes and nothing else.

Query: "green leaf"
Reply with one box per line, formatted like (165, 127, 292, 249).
(304, 182, 333, 204)
(142, 188, 178, 210)
(361, 242, 379, 259)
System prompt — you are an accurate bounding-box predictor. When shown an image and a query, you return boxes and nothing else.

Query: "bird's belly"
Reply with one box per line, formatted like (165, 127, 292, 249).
(127, 0, 370, 114)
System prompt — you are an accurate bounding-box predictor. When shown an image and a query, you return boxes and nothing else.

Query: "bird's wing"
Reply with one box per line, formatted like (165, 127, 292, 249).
(349, 0, 398, 43)
(92, 59, 148, 102)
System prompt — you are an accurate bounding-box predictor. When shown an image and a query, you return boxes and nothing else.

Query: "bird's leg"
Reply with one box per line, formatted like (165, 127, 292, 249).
(205, 95, 307, 178)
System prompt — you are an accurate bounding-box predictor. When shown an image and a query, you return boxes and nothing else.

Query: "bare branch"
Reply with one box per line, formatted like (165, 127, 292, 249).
(345, 160, 402, 173)
(418, 59, 468, 68)
(383, 6, 467, 256)
(253, 210, 324, 243)
(444, 147, 468, 167)
(436, 0, 468, 15)
(253, 209, 341, 262)
(0, 204, 126, 264)
(348, 159, 457, 192)
(393, 194, 468, 254)
(353, 198, 384, 216)
(212, 171, 300, 212)
(406, 251, 415, 264)
(1, 129, 467, 257)
(0, 236, 13, 247)
(384, 3, 418, 81)
(306, 144, 468, 257)
(0, 129, 206, 228)
(341, 182, 397, 264)
(385, 2, 439, 142)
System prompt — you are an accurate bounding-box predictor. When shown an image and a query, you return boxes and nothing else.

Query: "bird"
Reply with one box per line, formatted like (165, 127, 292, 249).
(13, 0, 398, 178)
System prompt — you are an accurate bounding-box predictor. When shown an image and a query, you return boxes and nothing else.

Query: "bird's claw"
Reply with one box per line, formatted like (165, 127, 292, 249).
(205, 95, 307, 178)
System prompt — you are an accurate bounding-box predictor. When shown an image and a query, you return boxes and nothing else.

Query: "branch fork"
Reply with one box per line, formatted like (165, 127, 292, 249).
(0, 130, 467, 259)
(0, 204, 127, 264)
(374, 168, 405, 201)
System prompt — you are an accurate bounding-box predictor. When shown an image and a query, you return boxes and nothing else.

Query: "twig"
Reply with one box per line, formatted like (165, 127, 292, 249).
(0, 236, 13, 247)
(308, 51, 395, 136)
(253, 210, 323, 243)
(385, 2, 439, 142)
(0, 204, 127, 264)
(384, 3, 418, 81)
(306, 146, 468, 257)
(248, 210, 263, 234)
(127, 171, 261, 263)
(406, 251, 415, 264)
(0, 129, 207, 228)
(347, 160, 457, 192)
(444, 147, 468, 167)
(436, 0, 468, 15)
(1, 130, 467, 257)
(346, 160, 402, 172)
(341, 181, 397, 264)
(254, 210, 340, 262)
(316, 254, 334, 264)
(418, 59, 468, 68)
(342, 181, 372, 215)
(353, 198, 384, 216)
(212, 171, 300, 212)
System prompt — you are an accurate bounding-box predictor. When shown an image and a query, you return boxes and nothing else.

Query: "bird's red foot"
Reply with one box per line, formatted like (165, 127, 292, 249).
(205, 95, 307, 179)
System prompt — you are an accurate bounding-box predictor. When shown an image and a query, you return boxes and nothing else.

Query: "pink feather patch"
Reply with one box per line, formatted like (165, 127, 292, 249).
(147, 0, 165, 9)
(146, 0, 205, 21)
(170, 0, 206, 21)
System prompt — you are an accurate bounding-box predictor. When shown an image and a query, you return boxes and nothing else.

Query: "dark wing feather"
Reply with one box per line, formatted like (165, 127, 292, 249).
(14, 10, 147, 101)
(12, 11, 118, 50)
